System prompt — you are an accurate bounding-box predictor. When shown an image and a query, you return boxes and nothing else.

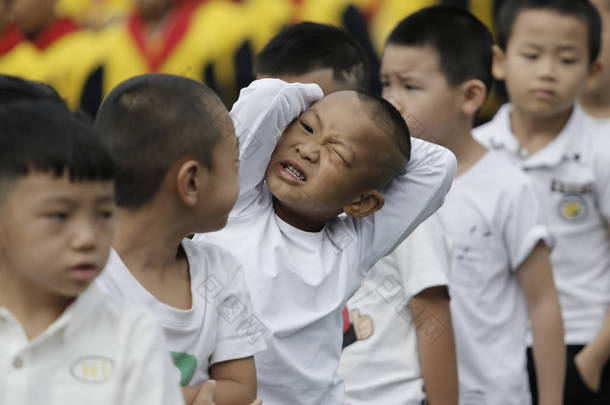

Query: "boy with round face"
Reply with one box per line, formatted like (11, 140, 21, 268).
(195, 76, 456, 405)
(378, 6, 566, 405)
(0, 96, 185, 405)
(474, 0, 610, 403)
(93, 74, 266, 405)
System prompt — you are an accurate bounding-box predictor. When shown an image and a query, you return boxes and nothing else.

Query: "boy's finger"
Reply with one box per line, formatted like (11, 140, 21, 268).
(192, 380, 216, 405)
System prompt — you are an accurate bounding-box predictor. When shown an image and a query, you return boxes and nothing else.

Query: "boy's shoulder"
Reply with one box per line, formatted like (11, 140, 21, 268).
(182, 237, 245, 285)
(464, 149, 533, 192)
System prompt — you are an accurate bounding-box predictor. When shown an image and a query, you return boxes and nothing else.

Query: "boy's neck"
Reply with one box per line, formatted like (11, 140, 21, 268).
(580, 92, 610, 119)
(114, 208, 188, 275)
(272, 198, 330, 233)
(440, 126, 487, 177)
(0, 275, 74, 340)
(509, 105, 573, 155)
(113, 207, 193, 309)
(22, 14, 58, 41)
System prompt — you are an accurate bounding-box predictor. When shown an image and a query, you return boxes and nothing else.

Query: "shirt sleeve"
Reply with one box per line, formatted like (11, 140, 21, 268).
(354, 137, 457, 273)
(502, 177, 551, 271)
(119, 313, 186, 405)
(229, 78, 323, 216)
(390, 213, 450, 301)
(211, 251, 267, 365)
(592, 130, 610, 221)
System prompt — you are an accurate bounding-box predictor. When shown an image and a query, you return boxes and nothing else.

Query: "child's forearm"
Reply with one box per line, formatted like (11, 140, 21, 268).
(213, 379, 256, 405)
(529, 292, 565, 405)
(411, 286, 458, 405)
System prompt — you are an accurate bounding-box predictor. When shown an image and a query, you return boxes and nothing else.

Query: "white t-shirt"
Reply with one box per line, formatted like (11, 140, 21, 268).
(339, 213, 450, 405)
(439, 150, 550, 405)
(95, 238, 266, 387)
(474, 104, 610, 345)
(0, 285, 184, 405)
(195, 79, 457, 405)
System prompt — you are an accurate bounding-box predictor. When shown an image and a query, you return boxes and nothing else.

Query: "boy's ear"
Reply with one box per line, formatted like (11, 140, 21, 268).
(176, 160, 204, 208)
(459, 79, 487, 116)
(585, 60, 603, 90)
(492, 45, 506, 81)
(343, 190, 385, 218)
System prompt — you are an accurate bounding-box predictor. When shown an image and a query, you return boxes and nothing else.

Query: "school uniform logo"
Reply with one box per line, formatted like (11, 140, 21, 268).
(70, 356, 114, 383)
(551, 180, 593, 222)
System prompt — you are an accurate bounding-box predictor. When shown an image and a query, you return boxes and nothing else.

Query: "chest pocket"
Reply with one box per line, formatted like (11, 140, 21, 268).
(450, 225, 494, 288)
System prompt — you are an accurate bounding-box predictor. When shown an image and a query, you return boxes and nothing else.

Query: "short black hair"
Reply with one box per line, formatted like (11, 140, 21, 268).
(0, 100, 115, 194)
(496, 0, 601, 64)
(386, 6, 494, 92)
(94, 73, 229, 209)
(0, 74, 65, 105)
(254, 22, 369, 90)
(355, 90, 411, 187)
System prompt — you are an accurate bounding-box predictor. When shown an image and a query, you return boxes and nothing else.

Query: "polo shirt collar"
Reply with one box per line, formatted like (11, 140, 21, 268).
(487, 103, 588, 168)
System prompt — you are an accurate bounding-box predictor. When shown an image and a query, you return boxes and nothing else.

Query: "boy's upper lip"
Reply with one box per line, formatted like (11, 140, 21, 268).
(278, 160, 308, 183)
(531, 88, 557, 97)
(68, 261, 99, 272)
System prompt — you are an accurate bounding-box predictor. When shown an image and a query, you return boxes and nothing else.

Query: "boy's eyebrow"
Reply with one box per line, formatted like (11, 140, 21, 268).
(309, 109, 324, 131)
(95, 195, 115, 204)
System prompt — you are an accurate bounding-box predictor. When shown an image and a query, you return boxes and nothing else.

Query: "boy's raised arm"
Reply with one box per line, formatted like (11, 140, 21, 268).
(356, 138, 456, 271)
(230, 79, 323, 215)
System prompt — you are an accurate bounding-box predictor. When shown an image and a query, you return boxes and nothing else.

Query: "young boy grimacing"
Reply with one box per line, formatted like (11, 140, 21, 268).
(474, 0, 610, 403)
(380, 6, 565, 405)
(195, 76, 456, 404)
(93, 73, 265, 405)
(0, 97, 185, 405)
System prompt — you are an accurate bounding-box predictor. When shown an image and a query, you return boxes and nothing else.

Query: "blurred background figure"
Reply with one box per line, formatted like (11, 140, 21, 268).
(0, 0, 520, 121)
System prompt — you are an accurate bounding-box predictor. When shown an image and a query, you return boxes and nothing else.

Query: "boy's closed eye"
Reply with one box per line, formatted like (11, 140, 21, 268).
(300, 121, 314, 133)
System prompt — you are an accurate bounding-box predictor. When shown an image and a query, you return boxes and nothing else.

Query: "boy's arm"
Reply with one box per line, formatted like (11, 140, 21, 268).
(229, 79, 323, 215)
(357, 138, 456, 271)
(517, 242, 565, 405)
(209, 357, 257, 405)
(409, 286, 458, 405)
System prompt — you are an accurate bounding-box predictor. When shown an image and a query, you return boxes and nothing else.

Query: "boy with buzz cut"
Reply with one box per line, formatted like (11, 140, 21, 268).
(253, 21, 369, 94)
(195, 72, 456, 404)
(380, 6, 566, 405)
(0, 97, 186, 405)
(474, 0, 610, 403)
(93, 73, 265, 405)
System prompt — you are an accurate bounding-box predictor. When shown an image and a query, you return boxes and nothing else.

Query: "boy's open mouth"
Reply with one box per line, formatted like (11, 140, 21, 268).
(280, 161, 307, 182)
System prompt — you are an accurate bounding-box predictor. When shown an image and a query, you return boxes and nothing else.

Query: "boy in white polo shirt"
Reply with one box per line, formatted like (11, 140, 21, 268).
(379, 6, 565, 405)
(195, 76, 456, 404)
(0, 96, 185, 405)
(474, 0, 610, 403)
(93, 74, 265, 405)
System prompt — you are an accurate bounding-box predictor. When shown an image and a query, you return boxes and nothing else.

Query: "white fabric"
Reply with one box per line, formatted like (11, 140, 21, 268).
(439, 150, 551, 405)
(474, 104, 610, 345)
(339, 213, 450, 405)
(0, 285, 184, 405)
(195, 79, 457, 405)
(95, 238, 266, 387)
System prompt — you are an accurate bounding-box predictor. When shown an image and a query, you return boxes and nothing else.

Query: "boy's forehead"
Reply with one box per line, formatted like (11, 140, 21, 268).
(381, 44, 442, 75)
(509, 9, 589, 48)
(7, 171, 113, 202)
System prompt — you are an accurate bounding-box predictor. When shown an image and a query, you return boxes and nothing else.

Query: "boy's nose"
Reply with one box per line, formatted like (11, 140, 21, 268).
(536, 56, 558, 80)
(71, 222, 97, 252)
(296, 142, 319, 163)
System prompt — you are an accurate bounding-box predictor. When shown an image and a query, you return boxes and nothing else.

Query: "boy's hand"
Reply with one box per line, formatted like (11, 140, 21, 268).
(575, 345, 603, 392)
(191, 380, 216, 405)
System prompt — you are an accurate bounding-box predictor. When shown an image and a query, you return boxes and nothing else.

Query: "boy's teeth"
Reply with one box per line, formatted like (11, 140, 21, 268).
(285, 164, 305, 181)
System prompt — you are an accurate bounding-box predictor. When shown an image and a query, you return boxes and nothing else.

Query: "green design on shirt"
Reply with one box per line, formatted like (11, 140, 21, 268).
(170, 351, 197, 386)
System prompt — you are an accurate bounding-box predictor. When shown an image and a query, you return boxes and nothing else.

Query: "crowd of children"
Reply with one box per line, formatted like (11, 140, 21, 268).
(1, 0, 610, 405)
